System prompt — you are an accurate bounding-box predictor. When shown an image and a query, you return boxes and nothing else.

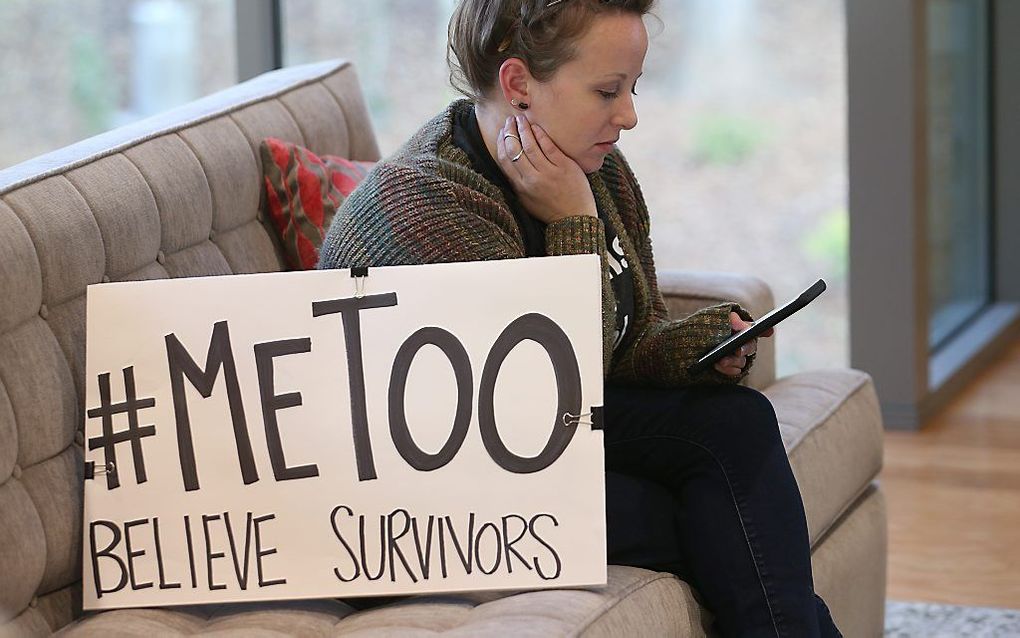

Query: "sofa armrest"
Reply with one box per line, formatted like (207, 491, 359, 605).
(656, 270, 776, 390)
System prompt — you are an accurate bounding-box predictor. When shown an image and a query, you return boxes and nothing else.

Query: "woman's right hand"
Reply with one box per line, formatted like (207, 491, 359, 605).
(714, 312, 775, 377)
(496, 114, 598, 224)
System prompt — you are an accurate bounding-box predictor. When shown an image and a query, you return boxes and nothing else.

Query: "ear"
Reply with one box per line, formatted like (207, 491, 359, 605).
(497, 57, 532, 106)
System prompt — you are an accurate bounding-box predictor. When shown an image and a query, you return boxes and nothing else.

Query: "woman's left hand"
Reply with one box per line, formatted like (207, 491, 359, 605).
(714, 312, 775, 377)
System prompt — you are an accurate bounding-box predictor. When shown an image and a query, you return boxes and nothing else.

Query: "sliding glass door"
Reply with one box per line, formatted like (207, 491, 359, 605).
(926, 0, 993, 349)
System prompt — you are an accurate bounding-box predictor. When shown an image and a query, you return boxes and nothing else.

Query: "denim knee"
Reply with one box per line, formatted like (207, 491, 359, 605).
(697, 385, 783, 460)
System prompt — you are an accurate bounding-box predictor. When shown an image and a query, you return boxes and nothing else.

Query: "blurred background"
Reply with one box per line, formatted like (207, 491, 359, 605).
(0, 0, 994, 381)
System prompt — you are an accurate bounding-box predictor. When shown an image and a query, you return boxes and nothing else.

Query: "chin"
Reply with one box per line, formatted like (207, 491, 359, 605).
(582, 157, 606, 175)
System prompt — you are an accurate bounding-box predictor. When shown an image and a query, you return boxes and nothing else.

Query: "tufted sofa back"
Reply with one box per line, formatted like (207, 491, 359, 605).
(0, 60, 380, 635)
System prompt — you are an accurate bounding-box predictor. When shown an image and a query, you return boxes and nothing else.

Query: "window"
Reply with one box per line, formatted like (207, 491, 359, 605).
(0, 0, 237, 169)
(631, 0, 847, 375)
(926, 0, 992, 350)
(282, 0, 848, 376)
(282, 0, 459, 156)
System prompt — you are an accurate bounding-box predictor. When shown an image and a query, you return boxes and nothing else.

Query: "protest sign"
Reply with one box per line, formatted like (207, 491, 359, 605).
(82, 255, 605, 609)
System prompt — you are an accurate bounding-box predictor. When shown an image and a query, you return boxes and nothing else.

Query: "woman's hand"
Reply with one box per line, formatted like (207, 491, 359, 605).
(714, 312, 775, 377)
(496, 114, 598, 224)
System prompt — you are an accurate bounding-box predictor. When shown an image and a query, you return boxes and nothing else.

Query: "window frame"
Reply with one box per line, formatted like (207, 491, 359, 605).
(235, 0, 283, 81)
(848, 0, 1020, 430)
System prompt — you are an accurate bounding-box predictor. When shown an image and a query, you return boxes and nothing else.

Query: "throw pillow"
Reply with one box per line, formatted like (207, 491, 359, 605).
(259, 137, 374, 270)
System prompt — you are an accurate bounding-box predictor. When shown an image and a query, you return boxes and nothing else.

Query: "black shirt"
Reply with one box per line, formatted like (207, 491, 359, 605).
(451, 106, 635, 351)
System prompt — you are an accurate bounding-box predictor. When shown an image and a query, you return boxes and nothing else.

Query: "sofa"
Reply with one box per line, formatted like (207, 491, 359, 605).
(0, 60, 887, 637)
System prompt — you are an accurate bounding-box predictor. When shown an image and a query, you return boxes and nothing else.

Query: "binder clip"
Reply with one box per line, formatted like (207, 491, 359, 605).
(562, 406, 604, 430)
(351, 266, 369, 298)
(84, 460, 116, 480)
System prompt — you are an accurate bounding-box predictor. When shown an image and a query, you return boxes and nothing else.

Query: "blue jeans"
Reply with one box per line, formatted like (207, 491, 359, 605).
(603, 383, 842, 638)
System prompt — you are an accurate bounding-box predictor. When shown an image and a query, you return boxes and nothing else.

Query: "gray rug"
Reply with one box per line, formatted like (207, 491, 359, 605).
(885, 600, 1020, 637)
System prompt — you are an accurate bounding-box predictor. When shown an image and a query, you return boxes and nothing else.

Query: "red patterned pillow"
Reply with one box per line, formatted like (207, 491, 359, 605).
(259, 138, 374, 270)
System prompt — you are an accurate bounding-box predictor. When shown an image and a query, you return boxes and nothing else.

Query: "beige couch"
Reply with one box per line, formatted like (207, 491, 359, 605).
(0, 60, 887, 637)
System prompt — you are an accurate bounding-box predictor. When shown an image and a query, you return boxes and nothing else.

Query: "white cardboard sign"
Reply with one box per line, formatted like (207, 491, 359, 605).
(82, 255, 606, 609)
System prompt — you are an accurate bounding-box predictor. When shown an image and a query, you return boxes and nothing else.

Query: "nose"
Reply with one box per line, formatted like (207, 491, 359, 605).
(613, 93, 638, 131)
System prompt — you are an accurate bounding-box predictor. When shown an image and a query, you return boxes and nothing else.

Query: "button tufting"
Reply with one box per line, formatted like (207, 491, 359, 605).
(39, 304, 49, 320)
(29, 597, 38, 608)
(157, 250, 166, 265)
(74, 430, 85, 446)
(209, 229, 217, 240)
(102, 275, 111, 283)
(12, 464, 22, 479)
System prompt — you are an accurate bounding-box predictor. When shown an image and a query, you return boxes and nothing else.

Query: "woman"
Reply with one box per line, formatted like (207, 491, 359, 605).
(319, 1, 841, 635)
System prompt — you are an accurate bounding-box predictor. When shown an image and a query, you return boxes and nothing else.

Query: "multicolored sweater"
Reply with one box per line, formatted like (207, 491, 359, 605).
(318, 99, 751, 386)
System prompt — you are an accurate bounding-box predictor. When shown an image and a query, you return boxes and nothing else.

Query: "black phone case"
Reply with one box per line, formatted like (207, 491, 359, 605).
(687, 279, 827, 376)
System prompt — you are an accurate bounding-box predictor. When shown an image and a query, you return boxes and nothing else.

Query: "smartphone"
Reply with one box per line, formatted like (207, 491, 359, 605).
(687, 279, 827, 376)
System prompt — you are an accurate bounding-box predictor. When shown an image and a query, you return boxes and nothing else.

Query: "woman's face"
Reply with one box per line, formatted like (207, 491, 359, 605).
(526, 12, 648, 174)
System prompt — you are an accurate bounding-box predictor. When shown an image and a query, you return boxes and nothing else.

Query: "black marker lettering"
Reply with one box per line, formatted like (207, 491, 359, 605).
(530, 513, 562, 580)
(438, 515, 449, 578)
(388, 327, 472, 471)
(152, 517, 181, 590)
(312, 293, 398, 481)
(86, 367, 157, 490)
(202, 514, 227, 591)
(123, 518, 153, 591)
(478, 314, 582, 473)
(165, 321, 258, 490)
(474, 522, 502, 575)
(411, 515, 436, 581)
(444, 514, 475, 575)
(359, 514, 387, 581)
(254, 338, 318, 481)
(330, 505, 361, 582)
(89, 520, 127, 598)
(222, 511, 252, 590)
(254, 513, 286, 587)
(387, 509, 418, 583)
(184, 514, 198, 588)
(501, 514, 533, 574)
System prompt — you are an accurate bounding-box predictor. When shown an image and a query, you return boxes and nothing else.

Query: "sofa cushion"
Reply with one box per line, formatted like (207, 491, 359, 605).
(56, 566, 707, 637)
(764, 368, 884, 545)
(259, 138, 374, 270)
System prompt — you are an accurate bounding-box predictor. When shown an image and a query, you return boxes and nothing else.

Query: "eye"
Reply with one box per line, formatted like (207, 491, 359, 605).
(598, 90, 618, 100)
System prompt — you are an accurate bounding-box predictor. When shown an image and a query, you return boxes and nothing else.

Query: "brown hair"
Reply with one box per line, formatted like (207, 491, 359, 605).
(447, 0, 657, 103)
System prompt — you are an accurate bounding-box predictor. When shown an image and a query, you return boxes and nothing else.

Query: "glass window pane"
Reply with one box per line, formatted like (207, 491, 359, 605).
(0, 0, 237, 170)
(927, 0, 992, 349)
(283, 0, 847, 375)
(632, 0, 847, 375)
(283, 0, 459, 155)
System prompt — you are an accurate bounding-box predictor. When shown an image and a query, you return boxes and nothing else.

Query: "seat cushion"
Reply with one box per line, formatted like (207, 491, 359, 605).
(764, 369, 884, 545)
(56, 565, 707, 637)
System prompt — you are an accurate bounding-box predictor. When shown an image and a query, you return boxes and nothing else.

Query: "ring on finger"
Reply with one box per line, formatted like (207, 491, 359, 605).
(503, 133, 521, 144)
(511, 148, 525, 162)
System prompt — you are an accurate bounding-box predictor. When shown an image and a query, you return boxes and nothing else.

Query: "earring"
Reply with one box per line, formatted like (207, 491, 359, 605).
(511, 98, 529, 110)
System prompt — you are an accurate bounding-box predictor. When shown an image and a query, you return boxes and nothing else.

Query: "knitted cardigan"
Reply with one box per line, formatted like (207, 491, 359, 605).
(318, 99, 752, 386)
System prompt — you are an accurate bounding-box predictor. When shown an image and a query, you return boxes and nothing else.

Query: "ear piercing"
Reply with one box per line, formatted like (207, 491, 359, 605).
(511, 98, 529, 110)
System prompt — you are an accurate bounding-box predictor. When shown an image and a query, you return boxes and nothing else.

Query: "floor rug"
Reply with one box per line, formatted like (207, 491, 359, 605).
(885, 600, 1020, 637)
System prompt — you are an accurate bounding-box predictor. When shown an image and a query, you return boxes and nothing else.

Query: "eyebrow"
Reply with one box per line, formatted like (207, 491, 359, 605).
(600, 72, 644, 80)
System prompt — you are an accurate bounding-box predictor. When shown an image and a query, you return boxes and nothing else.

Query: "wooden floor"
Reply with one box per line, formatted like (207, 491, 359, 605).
(882, 335, 1020, 609)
